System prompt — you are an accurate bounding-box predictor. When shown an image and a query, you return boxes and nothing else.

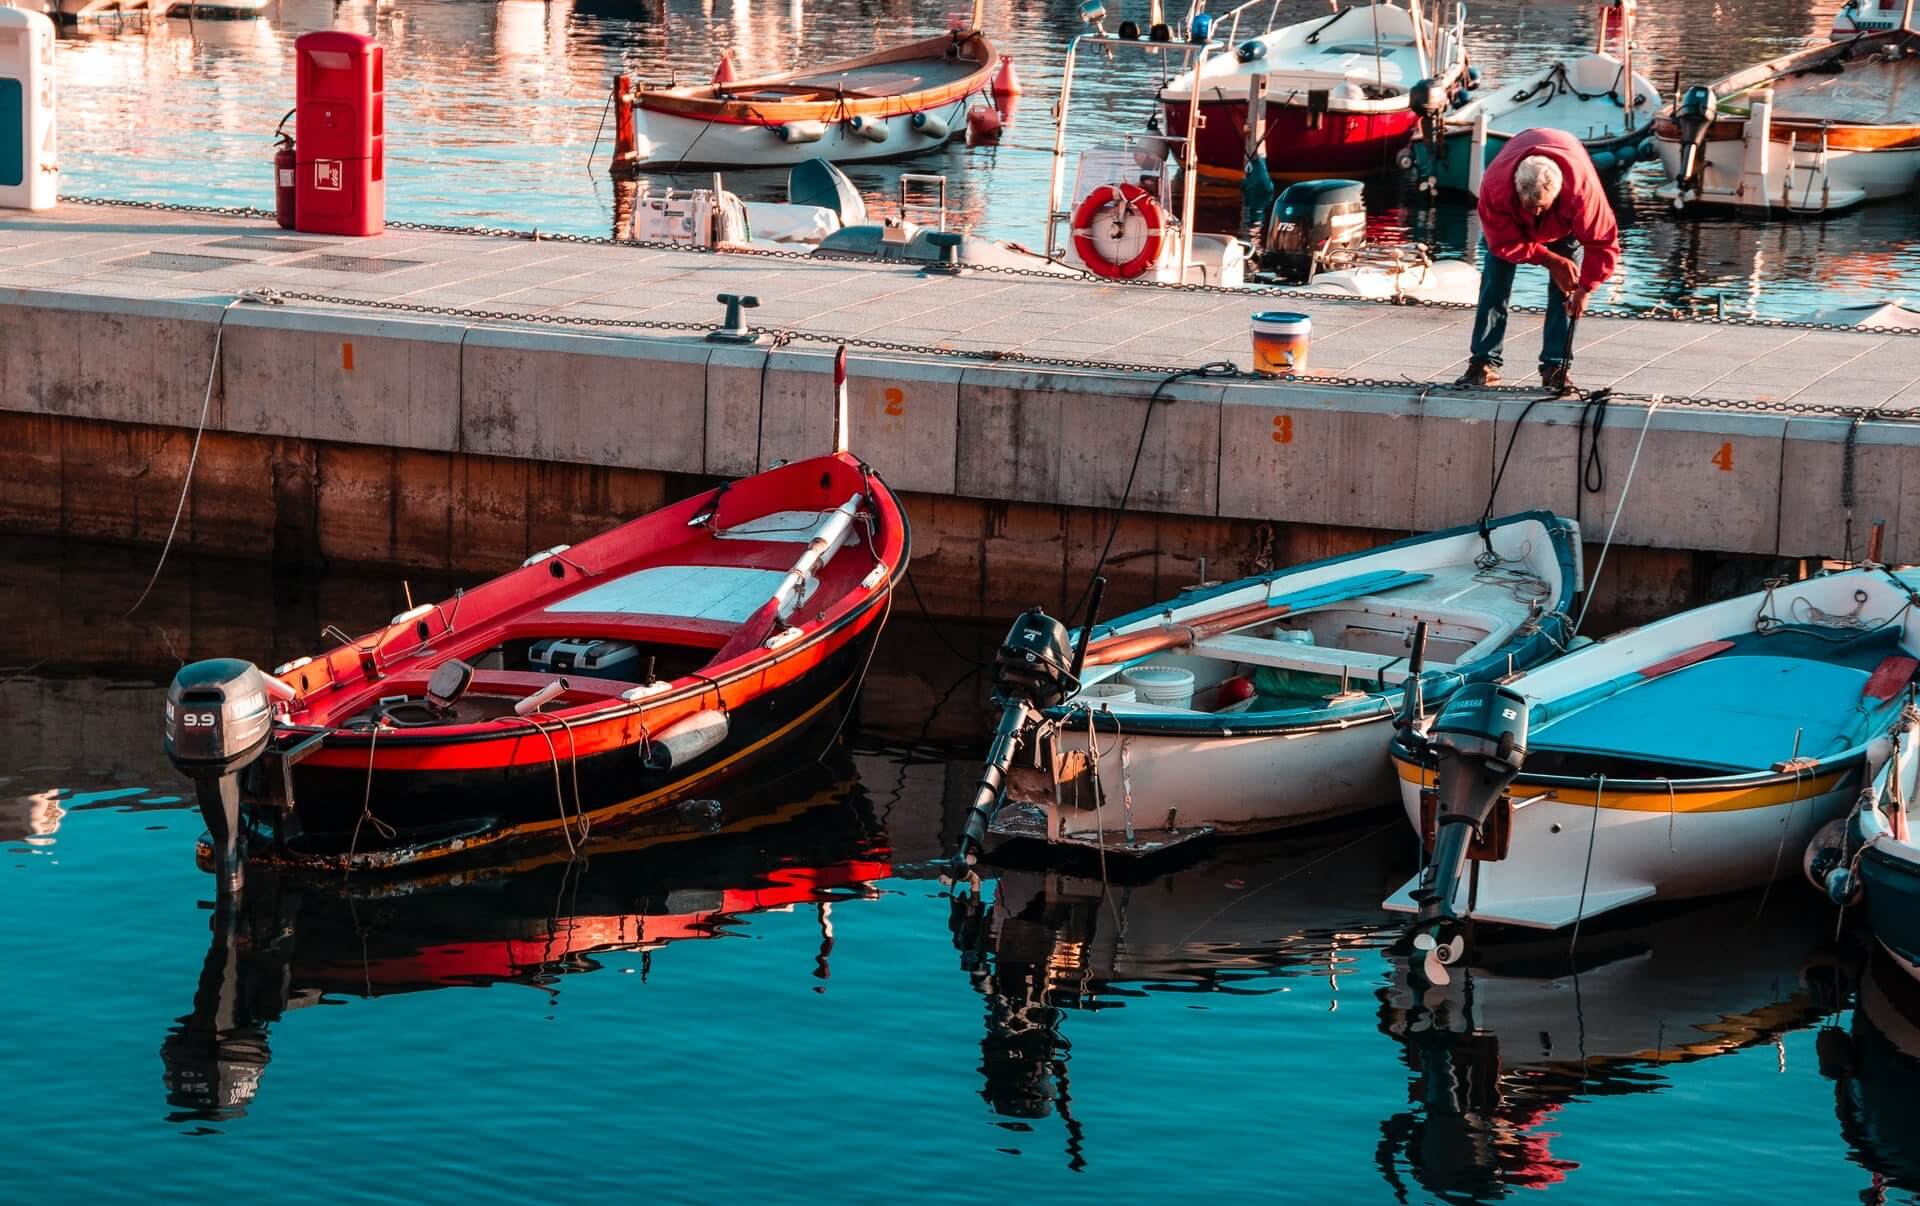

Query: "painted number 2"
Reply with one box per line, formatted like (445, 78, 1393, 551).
(883, 387, 906, 416)
(1271, 415, 1293, 444)
(1711, 442, 1733, 472)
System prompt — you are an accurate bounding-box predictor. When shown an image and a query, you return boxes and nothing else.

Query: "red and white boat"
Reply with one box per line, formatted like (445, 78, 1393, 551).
(164, 448, 908, 882)
(1159, 1, 1471, 181)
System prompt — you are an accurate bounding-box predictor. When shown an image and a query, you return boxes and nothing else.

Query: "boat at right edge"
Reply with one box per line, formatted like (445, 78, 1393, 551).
(1655, 20, 1920, 213)
(1387, 567, 1920, 980)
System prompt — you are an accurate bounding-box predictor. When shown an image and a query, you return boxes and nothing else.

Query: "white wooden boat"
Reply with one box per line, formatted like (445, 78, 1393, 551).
(950, 513, 1582, 868)
(625, 14, 996, 169)
(1655, 27, 1920, 213)
(1388, 567, 1920, 976)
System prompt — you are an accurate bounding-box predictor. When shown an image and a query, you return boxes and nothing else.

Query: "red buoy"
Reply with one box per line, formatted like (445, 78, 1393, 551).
(965, 104, 1003, 145)
(1219, 675, 1256, 705)
(991, 56, 1022, 98)
(712, 52, 736, 85)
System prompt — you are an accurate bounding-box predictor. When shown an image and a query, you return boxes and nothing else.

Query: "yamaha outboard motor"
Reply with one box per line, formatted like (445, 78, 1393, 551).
(1407, 681, 1529, 985)
(949, 581, 1105, 877)
(165, 659, 284, 897)
(1670, 85, 1717, 201)
(1262, 179, 1365, 281)
(1407, 77, 1450, 180)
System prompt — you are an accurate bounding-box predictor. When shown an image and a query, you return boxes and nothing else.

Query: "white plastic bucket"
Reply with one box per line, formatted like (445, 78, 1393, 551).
(1121, 664, 1196, 708)
(1082, 682, 1138, 705)
(1251, 310, 1311, 375)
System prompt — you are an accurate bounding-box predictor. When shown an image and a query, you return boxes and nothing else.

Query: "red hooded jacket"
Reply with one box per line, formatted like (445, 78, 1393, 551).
(1478, 127, 1620, 293)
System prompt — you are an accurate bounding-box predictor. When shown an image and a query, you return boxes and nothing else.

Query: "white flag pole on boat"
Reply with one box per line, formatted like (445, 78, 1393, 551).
(833, 343, 850, 454)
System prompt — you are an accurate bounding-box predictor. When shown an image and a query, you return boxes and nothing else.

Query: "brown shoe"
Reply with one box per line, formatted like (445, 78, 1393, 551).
(1541, 363, 1574, 396)
(1454, 360, 1500, 388)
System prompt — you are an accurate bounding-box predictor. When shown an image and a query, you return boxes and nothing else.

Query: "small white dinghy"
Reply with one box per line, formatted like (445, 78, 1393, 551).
(947, 512, 1582, 869)
(1388, 566, 1920, 983)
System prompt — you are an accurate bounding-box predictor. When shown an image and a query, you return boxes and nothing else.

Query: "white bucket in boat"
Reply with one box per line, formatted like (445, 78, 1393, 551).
(1121, 664, 1196, 708)
(1082, 682, 1138, 705)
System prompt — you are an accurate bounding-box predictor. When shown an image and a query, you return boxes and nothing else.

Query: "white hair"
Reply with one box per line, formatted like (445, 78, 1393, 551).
(1514, 155, 1563, 209)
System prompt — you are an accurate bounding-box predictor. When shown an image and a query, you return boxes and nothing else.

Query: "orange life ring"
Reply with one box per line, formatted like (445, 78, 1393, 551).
(1071, 183, 1165, 279)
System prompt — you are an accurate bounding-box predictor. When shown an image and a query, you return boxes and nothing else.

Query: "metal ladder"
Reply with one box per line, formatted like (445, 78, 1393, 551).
(1782, 128, 1834, 213)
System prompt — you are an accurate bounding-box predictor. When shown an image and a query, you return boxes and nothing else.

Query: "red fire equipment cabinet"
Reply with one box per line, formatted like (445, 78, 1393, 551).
(294, 31, 383, 237)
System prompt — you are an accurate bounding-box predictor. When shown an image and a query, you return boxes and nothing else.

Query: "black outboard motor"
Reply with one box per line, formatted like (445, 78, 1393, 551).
(164, 659, 283, 898)
(1670, 85, 1717, 202)
(1407, 681, 1529, 985)
(950, 581, 1105, 877)
(1262, 179, 1365, 281)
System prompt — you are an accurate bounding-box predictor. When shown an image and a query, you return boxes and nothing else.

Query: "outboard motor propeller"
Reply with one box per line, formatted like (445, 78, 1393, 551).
(164, 659, 287, 898)
(1670, 85, 1717, 205)
(1407, 681, 1529, 986)
(949, 580, 1105, 879)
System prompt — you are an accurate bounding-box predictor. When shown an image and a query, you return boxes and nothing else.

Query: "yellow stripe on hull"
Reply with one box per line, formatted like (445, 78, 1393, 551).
(1391, 756, 1850, 814)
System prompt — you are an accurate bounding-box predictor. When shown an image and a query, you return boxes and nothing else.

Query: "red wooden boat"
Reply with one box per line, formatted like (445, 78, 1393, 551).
(164, 450, 908, 883)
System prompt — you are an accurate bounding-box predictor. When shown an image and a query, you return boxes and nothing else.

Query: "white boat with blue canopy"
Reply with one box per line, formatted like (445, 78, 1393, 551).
(1389, 566, 1920, 983)
(952, 512, 1582, 864)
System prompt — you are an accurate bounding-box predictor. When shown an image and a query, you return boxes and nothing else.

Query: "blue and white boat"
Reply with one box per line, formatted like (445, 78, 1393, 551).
(954, 512, 1582, 862)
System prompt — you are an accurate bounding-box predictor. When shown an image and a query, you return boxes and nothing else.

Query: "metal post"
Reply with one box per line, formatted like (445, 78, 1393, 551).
(1045, 37, 1083, 261)
(1621, 1, 1636, 133)
(1178, 40, 1208, 285)
(1243, 70, 1267, 173)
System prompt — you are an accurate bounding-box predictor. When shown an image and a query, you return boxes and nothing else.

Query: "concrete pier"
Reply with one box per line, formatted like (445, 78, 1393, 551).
(4, 202, 1920, 625)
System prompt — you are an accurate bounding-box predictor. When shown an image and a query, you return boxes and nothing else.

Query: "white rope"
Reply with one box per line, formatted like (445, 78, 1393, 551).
(1573, 395, 1663, 636)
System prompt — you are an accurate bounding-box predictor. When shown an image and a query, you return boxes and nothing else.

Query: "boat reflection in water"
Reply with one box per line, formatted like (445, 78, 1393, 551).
(950, 825, 1405, 1161)
(160, 754, 889, 1122)
(1376, 895, 1855, 1199)
(1826, 953, 1920, 1195)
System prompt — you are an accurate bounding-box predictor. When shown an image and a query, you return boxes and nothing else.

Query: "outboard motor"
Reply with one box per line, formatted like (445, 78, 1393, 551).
(1670, 85, 1717, 201)
(949, 580, 1105, 877)
(165, 659, 287, 898)
(1407, 77, 1450, 185)
(1406, 681, 1529, 985)
(1262, 179, 1365, 281)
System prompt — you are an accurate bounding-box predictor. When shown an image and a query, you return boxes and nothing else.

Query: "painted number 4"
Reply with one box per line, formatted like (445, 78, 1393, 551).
(1711, 442, 1734, 472)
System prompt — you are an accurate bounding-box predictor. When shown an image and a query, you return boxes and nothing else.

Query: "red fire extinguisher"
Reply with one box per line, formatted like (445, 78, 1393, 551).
(273, 109, 297, 230)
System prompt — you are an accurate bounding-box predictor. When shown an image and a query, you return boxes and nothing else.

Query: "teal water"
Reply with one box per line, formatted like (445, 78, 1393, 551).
(42, 0, 1920, 320)
(4, 536, 1919, 1202)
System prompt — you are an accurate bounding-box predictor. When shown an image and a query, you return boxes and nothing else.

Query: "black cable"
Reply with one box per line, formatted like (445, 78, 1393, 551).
(1574, 387, 1613, 530)
(1068, 361, 1238, 628)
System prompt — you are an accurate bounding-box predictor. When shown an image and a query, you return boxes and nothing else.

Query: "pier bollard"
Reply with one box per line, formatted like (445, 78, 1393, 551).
(924, 231, 966, 276)
(708, 293, 764, 345)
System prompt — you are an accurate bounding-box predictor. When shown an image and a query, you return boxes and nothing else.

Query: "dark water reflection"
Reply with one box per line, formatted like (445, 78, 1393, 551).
(45, 0, 1917, 319)
(3, 534, 1920, 1197)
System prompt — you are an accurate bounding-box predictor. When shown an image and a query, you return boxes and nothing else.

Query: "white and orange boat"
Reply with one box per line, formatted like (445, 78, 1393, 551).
(163, 441, 908, 883)
(620, 5, 998, 169)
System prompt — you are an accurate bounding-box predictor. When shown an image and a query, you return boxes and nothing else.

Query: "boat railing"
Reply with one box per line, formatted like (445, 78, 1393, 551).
(897, 173, 949, 232)
(1044, 31, 1220, 279)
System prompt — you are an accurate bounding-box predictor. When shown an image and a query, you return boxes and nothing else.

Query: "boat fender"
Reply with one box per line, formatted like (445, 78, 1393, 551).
(712, 52, 736, 86)
(1071, 182, 1165, 280)
(777, 120, 826, 144)
(642, 708, 729, 770)
(991, 56, 1022, 98)
(1637, 137, 1661, 162)
(1149, 22, 1173, 42)
(515, 678, 570, 716)
(1188, 11, 1213, 42)
(1236, 40, 1266, 64)
(911, 111, 950, 140)
(848, 115, 889, 143)
(1803, 817, 1858, 901)
(1588, 150, 1616, 176)
(965, 104, 1003, 145)
(1118, 20, 1140, 39)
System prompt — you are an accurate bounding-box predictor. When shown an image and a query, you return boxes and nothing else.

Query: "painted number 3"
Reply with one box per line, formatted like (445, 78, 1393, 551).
(1271, 415, 1293, 444)
(883, 388, 906, 416)
(1711, 442, 1733, 472)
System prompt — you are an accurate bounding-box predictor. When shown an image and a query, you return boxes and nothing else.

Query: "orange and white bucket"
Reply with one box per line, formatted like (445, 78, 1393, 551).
(1250, 311, 1311, 375)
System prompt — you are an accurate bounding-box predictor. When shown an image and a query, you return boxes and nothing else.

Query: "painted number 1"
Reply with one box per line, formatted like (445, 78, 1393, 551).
(883, 387, 905, 416)
(1272, 415, 1293, 444)
(1711, 442, 1733, 472)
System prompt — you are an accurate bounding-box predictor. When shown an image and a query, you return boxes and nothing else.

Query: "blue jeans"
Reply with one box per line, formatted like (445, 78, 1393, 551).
(1469, 237, 1580, 371)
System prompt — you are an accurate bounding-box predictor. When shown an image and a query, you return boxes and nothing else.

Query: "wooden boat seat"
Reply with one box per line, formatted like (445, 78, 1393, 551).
(1192, 632, 1429, 681)
(1770, 53, 1920, 125)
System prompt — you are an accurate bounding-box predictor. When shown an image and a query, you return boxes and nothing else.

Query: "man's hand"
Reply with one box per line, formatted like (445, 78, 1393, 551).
(1567, 288, 1589, 320)
(1542, 250, 1579, 296)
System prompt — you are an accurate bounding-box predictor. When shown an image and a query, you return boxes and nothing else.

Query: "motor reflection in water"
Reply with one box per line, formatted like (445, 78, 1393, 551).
(1375, 894, 1860, 1200)
(160, 752, 889, 1123)
(950, 824, 1407, 1167)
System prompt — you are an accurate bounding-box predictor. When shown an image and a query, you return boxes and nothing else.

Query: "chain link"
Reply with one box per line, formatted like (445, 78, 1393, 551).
(49, 195, 1920, 420)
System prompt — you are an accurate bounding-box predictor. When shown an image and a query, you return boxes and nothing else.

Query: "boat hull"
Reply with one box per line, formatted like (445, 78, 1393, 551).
(630, 96, 972, 169)
(1653, 126, 1920, 211)
(1164, 95, 1418, 180)
(1386, 756, 1861, 929)
(1418, 125, 1651, 195)
(1857, 804, 1920, 981)
(250, 602, 886, 868)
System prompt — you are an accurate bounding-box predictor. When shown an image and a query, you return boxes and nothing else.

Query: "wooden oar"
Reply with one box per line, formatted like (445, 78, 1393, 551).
(1081, 569, 1433, 668)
